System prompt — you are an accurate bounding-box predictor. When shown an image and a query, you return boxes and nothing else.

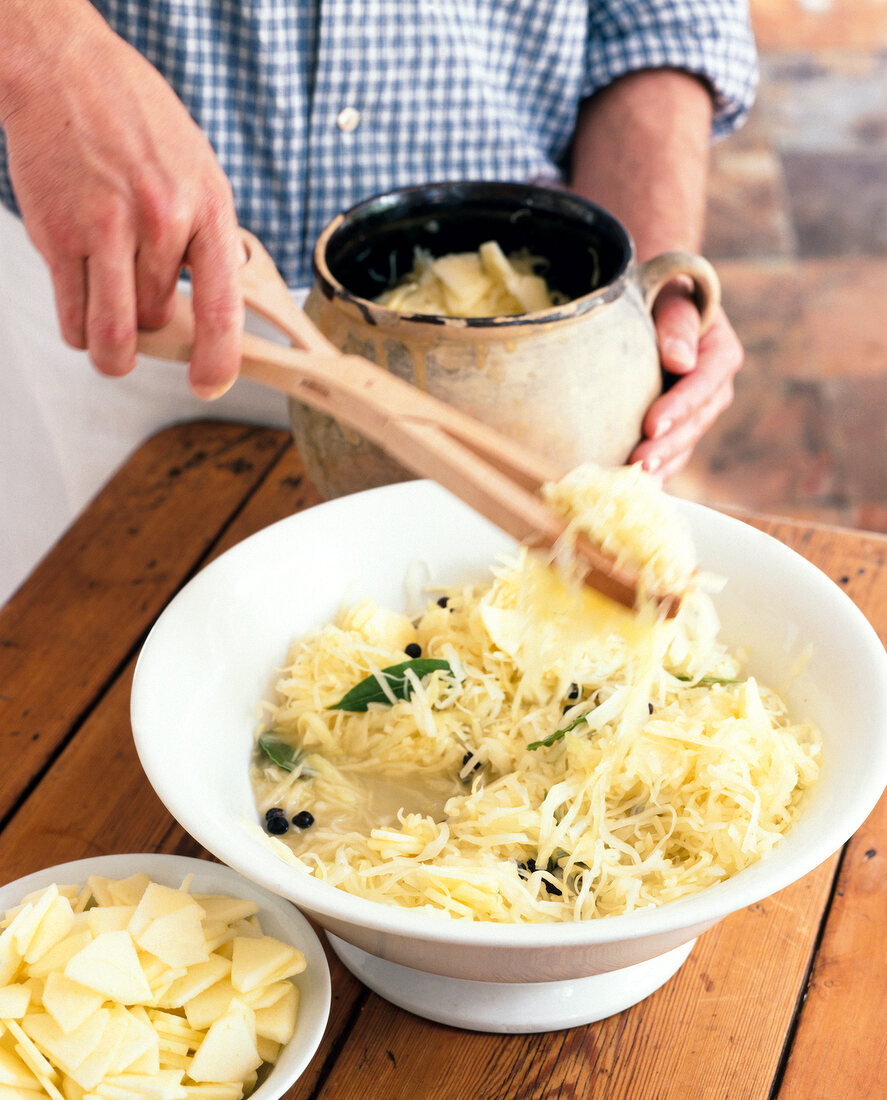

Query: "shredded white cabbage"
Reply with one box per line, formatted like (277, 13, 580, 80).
(374, 241, 563, 317)
(249, 465, 821, 923)
(543, 462, 698, 596)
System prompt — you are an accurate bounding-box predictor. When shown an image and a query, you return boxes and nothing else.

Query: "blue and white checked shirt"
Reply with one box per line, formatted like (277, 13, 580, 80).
(0, 0, 757, 287)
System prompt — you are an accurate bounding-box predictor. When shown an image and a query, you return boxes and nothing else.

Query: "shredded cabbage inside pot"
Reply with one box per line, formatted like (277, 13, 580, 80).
(248, 465, 821, 923)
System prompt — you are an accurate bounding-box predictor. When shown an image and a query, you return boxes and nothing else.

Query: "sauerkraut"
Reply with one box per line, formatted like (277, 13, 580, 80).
(248, 464, 821, 922)
(374, 241, 564, 317)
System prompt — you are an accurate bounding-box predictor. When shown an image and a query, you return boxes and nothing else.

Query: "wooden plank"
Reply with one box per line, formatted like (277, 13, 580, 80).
(308, 862, 837, 1100)
(0, 652, 366, 1098)
(741, 521, 887, 1099)
(0, 421, 291, 820)
(777, 798, 887, 1100)
(0, 424, 352, 1097)
(736, 511, 887, 645)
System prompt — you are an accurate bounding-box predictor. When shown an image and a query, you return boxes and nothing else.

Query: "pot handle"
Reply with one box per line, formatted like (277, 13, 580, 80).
(634, 252, 721, 335)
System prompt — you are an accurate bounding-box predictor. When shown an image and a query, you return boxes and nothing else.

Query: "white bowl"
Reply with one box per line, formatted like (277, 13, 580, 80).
(0, 853, 331, 1096)
(131, 482, 887, 1032)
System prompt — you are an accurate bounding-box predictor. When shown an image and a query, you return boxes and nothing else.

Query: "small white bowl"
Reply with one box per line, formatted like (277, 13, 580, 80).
(131, 482, 887, 1032)
(0, 853, 331, 1098)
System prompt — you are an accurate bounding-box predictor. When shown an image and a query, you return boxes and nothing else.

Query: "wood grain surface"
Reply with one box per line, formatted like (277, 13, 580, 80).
(1, 420, 885, 1100)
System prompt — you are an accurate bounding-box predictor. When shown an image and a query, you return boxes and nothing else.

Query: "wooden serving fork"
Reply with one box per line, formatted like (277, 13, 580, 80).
(137, 229, 679, 615)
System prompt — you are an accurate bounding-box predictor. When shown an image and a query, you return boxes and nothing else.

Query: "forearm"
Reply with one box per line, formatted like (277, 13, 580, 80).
(568, 68, 713, 260)
(570, 69, 742, 481)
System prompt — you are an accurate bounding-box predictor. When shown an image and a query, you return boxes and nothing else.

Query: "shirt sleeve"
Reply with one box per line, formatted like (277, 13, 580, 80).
(584, 0, 759, 138)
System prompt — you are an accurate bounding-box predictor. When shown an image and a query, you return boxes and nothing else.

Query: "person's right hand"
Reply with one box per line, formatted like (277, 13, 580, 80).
(0, 0, 243, 397)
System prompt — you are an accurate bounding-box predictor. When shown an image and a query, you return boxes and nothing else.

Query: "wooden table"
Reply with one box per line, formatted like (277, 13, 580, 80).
(2, 420, 886, 1099)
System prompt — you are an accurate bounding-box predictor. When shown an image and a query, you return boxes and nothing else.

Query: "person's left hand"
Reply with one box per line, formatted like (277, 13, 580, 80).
(629, 282, 743, 482)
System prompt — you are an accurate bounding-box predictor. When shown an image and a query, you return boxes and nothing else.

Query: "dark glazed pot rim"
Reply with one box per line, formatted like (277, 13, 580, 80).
(311, 181, 636, 329)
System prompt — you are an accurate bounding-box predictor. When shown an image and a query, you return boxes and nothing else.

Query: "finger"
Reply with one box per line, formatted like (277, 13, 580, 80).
(134, 238, 185, 331)
(653, 447, 697, 484)
(48, 255, 88, 350)
(653, 282, 700, 376)
(644, 358, 726, 440)
(632, 378, 734, 477)
(185, 214, 243, 400)
(133, 186, 193, 331)
(85, 245, 139, 377)
(642, 316, 742, 441)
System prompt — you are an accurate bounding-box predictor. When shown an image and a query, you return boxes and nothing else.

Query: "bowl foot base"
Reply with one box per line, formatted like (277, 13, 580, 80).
(326, 934, 695, 1033)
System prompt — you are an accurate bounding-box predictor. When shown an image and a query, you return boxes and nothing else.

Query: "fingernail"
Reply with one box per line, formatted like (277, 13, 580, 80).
(643, 453, 662, 474)
(193, 377, 236, 401)
(653, 418, 673, 439)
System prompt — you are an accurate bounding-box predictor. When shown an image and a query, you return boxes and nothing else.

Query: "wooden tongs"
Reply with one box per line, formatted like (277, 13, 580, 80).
(137, 229, 679, 616)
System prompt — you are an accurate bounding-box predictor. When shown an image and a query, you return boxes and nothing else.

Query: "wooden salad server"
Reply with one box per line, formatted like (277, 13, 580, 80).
(136, 229, 680, 616)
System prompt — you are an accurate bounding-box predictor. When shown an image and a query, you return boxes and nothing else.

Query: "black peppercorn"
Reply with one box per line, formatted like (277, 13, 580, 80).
(265, 807, 289, 835)
(405, 642, 422, 659)
(436, 596, 450, 608)
(461, 752, 482, 776)
(292, 810, 315, 829)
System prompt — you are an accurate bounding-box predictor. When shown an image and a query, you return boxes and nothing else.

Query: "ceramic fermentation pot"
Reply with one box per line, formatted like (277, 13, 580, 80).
(290, 181, 720, 498)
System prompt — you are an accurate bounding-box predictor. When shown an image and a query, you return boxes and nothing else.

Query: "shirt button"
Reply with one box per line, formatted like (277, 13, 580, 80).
(336, 106, 361, 133)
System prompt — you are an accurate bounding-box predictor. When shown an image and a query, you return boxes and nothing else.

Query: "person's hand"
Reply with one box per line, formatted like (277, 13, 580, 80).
(629, 282, 743, 482)
(0, 1, 243, 397)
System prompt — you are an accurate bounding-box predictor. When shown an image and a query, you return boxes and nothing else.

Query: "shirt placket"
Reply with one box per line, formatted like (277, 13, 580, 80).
(301, 0, 375, 280)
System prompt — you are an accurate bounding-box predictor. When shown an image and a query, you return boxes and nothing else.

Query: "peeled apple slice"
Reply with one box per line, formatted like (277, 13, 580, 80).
(0, 875, 306, 1098)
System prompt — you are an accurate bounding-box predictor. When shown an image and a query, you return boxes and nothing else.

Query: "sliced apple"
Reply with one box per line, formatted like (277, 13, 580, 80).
(146, 1010, 203, 1047)
(158, 1050, 191, 1072)
(230, 936, 305, 994)
(198, 922, 232, 955)
(42, 972, 105, 1035)
(85, 878, 115, 909)
(192, 897, 259, 925)
(20, 1009, 108, 1076)
(255, 1034, 280, 1065)
(67, 1006, 129, 1090)
(0, 931, 21, 986)
(182, 981, 238, 1033)
(187, 1003, 261, 1085)
(6, 886, 59, 959)
(0, 981, 31, 1018)
(64, 933, 153, 1005)
(106, 875, 153, 909)
(1, 873, 308, 1098)
(24, 895, 76, 965)
(241, 979, 290, 1010)
(95, 1067, 188, 1099)
(181, 1085, 243, 1100)
(155, 955, 231, 1011)
(129, 886, 208, 970)
(253, 982, 299, 1045)
(0, 1084, 43, 1098)
(109, 1009, 159, 1076)
(0, 1042, 42, 1088)
(27, 931, 94, 981)
(86, 907, 136, 937)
